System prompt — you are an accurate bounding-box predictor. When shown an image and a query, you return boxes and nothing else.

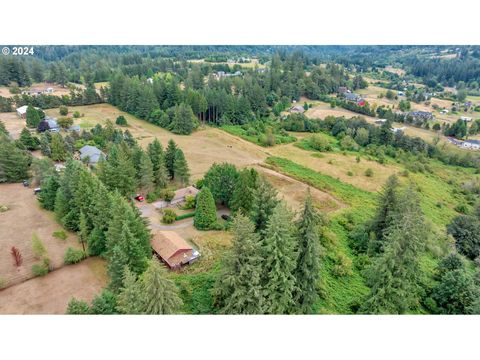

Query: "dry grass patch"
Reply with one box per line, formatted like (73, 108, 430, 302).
(268, 143, 400, 192)
(0, 257, 107, 314)
(0, 183, 82, 288)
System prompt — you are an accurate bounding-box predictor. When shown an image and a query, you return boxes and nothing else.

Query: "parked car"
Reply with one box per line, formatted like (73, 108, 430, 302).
(22, 180, 29, 187)
(134, 194, 144, 202)
(221, 214, 230, 221)
(33, 187, 42, 195)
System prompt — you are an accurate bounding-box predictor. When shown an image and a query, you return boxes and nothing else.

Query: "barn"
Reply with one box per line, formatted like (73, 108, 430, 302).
(151, 231, 200, 269)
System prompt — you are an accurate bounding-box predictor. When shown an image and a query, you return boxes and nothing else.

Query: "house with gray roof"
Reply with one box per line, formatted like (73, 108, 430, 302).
(79, 145, 105, 165)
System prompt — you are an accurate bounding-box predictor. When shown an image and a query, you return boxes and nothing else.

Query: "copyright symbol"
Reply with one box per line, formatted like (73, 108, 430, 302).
(2, 47, 10, 55)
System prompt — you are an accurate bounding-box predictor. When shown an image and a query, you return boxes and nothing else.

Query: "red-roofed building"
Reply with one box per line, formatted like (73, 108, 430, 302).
(151, 231, 200, 269)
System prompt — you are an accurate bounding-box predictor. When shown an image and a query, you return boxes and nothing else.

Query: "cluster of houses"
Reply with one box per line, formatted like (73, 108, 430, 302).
(337, 87, 366, 106)
(446, 137, 480, 150)
(21, 87, 54, 96)
(407, 111, 435, 121)
(213, 70, 242, 79)
(16, 105, 80, 134)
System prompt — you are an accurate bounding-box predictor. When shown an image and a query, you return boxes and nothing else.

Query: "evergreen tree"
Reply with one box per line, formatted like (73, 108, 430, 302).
(165, 139, 177, 179)
(38, 175, 60, 211)
(215, 214, 265, 314)
(98, 144, 136, 197)
(0, 121, 8, 136)
(19, 128, 39, 150)
(171, 103, 198, 135)
(147, 139, 168, 188)
(294, 190, 323, 313)
(194, 186, 217, 230)
(50, 133, 68, 161)
(117, 267, 144, 314)
(230, 168, 258, 214)
(361, 185, 427, 314)
(26, 106, 41, 128)
(66, 298, 91, 314)
(107, 245, 129, 291)
(368, 174, 400, 255)
(261, 203, 298, 314)
(140, 258, 183, 314)
(137, 150, 154, 193)
(173, 148, 190, 186)
(250, 177, 279, 233)
(0, 137, 31, 183)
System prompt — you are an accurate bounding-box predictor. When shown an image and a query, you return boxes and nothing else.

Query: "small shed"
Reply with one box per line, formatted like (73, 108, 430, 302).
(151, 231, 200, 269)
(16, 105, 29, 119)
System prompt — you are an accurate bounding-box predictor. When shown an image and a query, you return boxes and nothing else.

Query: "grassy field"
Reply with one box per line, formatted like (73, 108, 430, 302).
(220, 124, 296, 147)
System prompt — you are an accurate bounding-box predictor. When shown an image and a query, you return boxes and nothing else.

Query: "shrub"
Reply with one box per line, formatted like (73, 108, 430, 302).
(340, 135, 359, 151)
(115, 115, 128, 126)
(64, 247, 86, 264)
(176, 212, 196, 221)
(308, 134, 332, 152)
(365, 168, 374, 177)
(160, 189, 175, 202)
(0, 204, 8, 212)
(57, 117, 73, 129)
(454, 203, 469, 214)
(182, 195, 196, 209)
(0, 277, 5, 289)
(146, 190, 160, 203)
(31, 233, 47, 260)
(52, 230, 67, 240)
(32, 262, 49, 276)
(347, 170, 354, 176)
(66, 298, 91, 314)
(59, 106, 68, 116)
(73, 111, 81, 118)
(162, 209, 177, 224)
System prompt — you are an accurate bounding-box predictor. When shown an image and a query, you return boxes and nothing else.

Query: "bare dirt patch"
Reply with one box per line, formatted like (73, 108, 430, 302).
(0, 257, 107, 314)
(0, 183, 82, 288)
(0, 111, 24, 139)
(305, 101, 376, 121)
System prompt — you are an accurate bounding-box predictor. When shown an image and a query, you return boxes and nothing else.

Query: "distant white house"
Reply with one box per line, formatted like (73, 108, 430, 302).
(460, 116, 472, 122)
(391, 126, 406, 134)
(16, 105, 29, 119)
(375, 119, 388, 124)
(146, 78, 153, 84)
(440, 109, 449, 114)
(397, 91, 405, 96)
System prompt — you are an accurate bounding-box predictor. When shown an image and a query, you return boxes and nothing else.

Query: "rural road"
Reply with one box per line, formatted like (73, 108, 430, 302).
(148, 208, 230, 231)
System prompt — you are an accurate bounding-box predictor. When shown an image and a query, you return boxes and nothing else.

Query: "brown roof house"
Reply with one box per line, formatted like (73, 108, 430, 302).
(151, 231, 200, 269)
(289, 105, 305, 114)
(170, 186, 199, 206)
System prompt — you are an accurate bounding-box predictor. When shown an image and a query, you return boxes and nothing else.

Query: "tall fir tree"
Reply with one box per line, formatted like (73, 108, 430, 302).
(165, 139, 178, 179)
(294, 190, 323, 314)
(117, 267, 143, 314)
(19, 128, 39, 150)
(147, 139, 168, 189)
(50, 133, 68, 162)
(0, 137, 31, 183)
(173, 148, 190, 186)
(261, 203, 298, 314)
(38, 175, 60, 211)
(230, 168, 258, 214)
(250, 177, 279, 234)
(137, 150, 154, 193)
(215, 214, 265, 314)
(26, 106, 41, 128)
(368, 174, 400, 255)
(141, 258, 183, 314)
(361, 185, 427, 314)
